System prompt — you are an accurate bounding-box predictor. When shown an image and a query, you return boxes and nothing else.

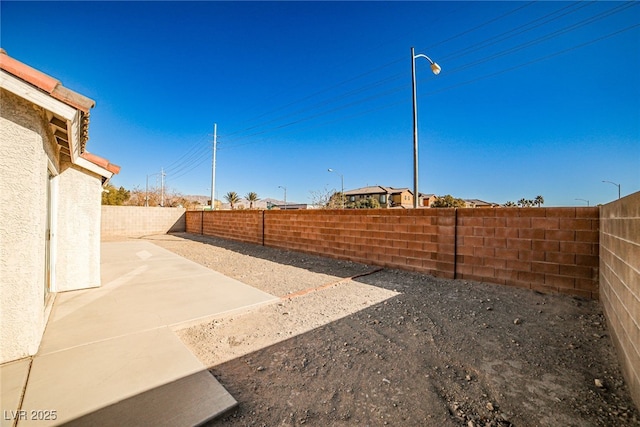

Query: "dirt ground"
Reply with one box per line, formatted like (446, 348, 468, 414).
(143, 233, 639, 427)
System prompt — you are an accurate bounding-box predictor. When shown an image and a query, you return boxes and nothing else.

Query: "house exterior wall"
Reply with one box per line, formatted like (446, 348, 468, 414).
(0, 89, 55, 363)
(391, 189, 413, 208)
(600, 192, 640, 409)
(55, 161, 102, 292)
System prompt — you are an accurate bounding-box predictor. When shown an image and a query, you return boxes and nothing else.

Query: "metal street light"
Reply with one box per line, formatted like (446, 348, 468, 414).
(278, 185, 287, 210)
(575, 198, 590, 206)
(327, 168, 344, 209)
(602, 180, 621, 199)
(411, 47, 441, 209)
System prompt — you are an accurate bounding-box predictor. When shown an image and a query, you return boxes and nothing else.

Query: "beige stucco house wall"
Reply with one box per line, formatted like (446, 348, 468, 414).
(0, 50, 119, 363)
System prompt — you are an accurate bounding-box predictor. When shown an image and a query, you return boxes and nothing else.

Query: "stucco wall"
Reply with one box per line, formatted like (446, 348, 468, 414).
(600, 192, 640, 409)
(55, 161, 103, 292)
(0, 89, 52, 363)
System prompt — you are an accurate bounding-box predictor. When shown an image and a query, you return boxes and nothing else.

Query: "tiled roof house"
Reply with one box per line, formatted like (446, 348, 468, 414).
(0, 49, 119, 363)
(344, 186, 414, 208)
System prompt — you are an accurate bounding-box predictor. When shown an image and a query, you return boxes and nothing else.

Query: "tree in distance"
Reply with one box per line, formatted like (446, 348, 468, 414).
(309, 187, 343, 209)
(225, 191, 241, 210)
(347, 196, 380, 209)
(245, 192, 260, 209)
(431, 195, 466, 208)
(101, 184, 130, 205)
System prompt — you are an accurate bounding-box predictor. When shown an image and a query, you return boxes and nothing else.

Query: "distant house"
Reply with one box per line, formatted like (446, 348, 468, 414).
(464, 199, 501, 208)
(267, 201, 310, 210)
(344, 186, 414, 208)
(0, 49, 119, 364)
(419, 193, 438, 208)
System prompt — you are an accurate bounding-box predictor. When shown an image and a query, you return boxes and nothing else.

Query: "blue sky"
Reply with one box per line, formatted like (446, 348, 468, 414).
(2, 1, 638, 206)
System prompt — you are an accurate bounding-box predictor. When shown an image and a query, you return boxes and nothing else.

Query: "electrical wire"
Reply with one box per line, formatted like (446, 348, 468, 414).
(157, 1, 638, 179)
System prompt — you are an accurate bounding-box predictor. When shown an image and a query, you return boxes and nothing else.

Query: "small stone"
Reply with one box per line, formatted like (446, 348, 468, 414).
(465, 375, 472, 381)
(382, 378, 391, 384)
(514, 318, 522, 325)
(595, 379, 604, 388)
(257, 366, 265, 372)
(467, 421, 475, 427)
(486, 402, 494, 411)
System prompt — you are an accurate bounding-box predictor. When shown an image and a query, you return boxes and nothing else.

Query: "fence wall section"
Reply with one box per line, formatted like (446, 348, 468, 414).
(600, 192, 640, 409)
(263, 209, 456, 278)
(186, 210, 263, 245)
(456, 207, 599, 298)
(186, 207, 599, 298)
(101, 206, 185, 237)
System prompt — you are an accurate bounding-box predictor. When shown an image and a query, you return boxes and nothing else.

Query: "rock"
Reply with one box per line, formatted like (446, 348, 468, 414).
(514, 318, 522, 325)
(257, 366, 265, 372)
(595, 378, 604, 388)
(486, 402, 494, 411)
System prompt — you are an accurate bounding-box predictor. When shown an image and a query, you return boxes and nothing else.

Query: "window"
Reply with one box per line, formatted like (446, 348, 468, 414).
(380, 195, 386, 204)
(350, 196, 355, 202)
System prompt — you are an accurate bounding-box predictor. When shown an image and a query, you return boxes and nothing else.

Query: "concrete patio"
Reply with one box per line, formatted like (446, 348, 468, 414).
(1, 240, 278, 427)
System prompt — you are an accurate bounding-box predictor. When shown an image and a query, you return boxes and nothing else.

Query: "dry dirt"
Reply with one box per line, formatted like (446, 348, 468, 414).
(143, 233, 639, 427)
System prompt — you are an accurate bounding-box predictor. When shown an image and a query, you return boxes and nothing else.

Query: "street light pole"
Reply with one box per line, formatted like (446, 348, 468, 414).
(575, 198, 590, 206)
(327, 168, 344, 209)
(411, 47, 441, 209)
(278, 186, 287, 209)
(211, 123, 217, 210)
(602, 180, 621, 199)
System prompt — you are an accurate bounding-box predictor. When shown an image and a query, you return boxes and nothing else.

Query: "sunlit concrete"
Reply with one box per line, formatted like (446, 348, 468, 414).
(5, 240, 277, 426)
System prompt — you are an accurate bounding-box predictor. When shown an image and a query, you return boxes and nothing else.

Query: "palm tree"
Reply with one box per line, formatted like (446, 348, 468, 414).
(534, 195, 544, 207)
(517, 198, 527, 207)
(224, 191, 241, 210)
(245, 192, 260, 209)
(504, 201, 517, 207)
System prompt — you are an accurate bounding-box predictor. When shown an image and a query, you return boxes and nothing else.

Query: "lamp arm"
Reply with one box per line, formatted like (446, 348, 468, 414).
(413, 53, 436, 65)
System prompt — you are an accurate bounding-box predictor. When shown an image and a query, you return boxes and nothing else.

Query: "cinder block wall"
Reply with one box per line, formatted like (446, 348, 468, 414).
(186, 207, 599, 296)
(600, 192, 640, 409)
(101, 206, 186, 237)
(456, 207, 599, 299)
(264, 209, 456, 278)
(202, 210, 263, 245)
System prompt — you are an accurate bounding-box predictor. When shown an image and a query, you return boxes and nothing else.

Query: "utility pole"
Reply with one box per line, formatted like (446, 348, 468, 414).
(211, 123, 217, 210)
(161, 167, 165, 207)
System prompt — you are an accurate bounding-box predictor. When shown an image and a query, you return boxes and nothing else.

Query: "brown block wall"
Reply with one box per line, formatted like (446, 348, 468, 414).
(185, 207, 598, 298)
(194, 210, 263, 245)
(600, 192, 640, 410)
(263, 209, 456, 278)
(456, 207, 599, 299)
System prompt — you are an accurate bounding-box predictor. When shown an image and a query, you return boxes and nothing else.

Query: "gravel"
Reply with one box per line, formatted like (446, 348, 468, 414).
(142, 232, 639, 427)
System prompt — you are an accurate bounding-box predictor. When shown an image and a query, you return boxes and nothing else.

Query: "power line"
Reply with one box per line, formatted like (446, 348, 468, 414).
(220, 2, 535, 141)
(158, 2, 637, 177)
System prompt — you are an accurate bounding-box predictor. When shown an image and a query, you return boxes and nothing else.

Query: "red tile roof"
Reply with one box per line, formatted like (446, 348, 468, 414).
(0, 49, 95, 113)
(1, 48, 119, 176)
(81, 152, 121, 175)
